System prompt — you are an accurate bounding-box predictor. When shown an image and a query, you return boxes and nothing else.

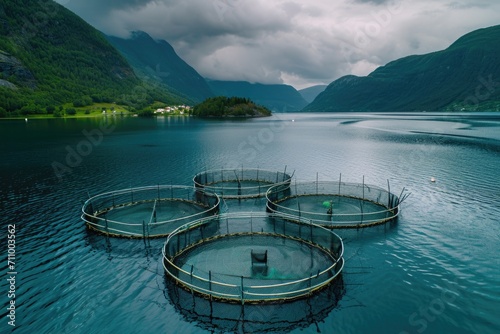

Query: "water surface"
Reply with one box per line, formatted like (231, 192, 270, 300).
(1, 112, 499, 334)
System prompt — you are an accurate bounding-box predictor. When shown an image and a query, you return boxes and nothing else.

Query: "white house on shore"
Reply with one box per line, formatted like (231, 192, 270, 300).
(154, 105, 191, 114)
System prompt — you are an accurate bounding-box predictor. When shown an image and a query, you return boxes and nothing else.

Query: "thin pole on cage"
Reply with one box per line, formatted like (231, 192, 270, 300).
(361, 176, 365, 224)
(362, 175, 365, 199)
(258, 166, 261, 195)
(190, 265, 194, 286)
(295, 179, 301, 218)
(234, 170, 241, 196)
(221, 167, 224, 196)
(283, 165, 287, 181)
(209, 270, 212, 293)
(316, 172, 318, 195)
(240, 276, 244, 304)
(157, 184, 160, 201)
(338, 173, 342, 195)
(398, 187, 410, 206)
(153, 199, 157, 224)
(387, 179, 391, 208)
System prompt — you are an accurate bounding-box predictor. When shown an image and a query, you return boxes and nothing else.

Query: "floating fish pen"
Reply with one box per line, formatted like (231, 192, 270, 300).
(81, 185, 220, 238)
(193, 168, 293, 199)
(163, 212, 344, 303)
(266, 177, 409, 228)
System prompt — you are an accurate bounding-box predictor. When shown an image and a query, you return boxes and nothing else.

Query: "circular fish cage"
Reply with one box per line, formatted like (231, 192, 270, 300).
(266, 180, 407, 228)
(162, 212, 344, 303)
(193, 168, 293, 199)
(81, 185, 220, 238)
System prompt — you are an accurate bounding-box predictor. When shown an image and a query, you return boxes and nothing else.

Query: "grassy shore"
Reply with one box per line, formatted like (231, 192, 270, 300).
(1, 103, 190, 120)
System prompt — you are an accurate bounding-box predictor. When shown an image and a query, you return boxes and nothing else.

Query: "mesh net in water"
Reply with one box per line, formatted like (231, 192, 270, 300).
(193, 168, 293, 199)
(81, 185, 220, 238)
(266, 180, 407, 228)
(162, 213, 344, 303)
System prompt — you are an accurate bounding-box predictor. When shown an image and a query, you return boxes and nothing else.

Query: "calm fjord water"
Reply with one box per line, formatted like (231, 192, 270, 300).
(1, 113, 499, 334)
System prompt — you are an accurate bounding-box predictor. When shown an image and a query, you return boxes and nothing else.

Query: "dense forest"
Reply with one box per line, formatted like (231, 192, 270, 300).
(192, 96, 272, 117)
(0, 0, 183, 117)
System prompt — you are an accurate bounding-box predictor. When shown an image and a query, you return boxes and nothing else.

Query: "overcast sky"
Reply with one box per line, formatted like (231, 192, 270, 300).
(57, 0, 500, 89)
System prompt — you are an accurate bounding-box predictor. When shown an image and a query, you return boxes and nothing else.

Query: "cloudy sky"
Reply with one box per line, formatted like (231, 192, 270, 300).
(57, 0, 500, 89)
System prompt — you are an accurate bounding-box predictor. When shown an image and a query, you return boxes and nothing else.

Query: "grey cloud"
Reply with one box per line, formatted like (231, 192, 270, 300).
(352, 0, 392, 5)
(61, 0, 152, 15)
(446, 1, 490, 9)
(58, 0, 500, 89)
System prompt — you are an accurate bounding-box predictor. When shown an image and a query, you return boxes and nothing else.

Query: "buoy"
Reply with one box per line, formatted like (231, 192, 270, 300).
(430, 177, 436, 182)
(25, 118, 28, 122)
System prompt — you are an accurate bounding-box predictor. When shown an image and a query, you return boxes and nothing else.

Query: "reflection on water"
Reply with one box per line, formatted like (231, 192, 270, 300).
(1, 112, 499, 333)
(166, 275, 345, 333)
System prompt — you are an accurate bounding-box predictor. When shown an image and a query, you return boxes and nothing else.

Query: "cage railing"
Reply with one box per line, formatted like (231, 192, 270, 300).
(81, 185, 220, 237)
(162, 212, 344, 303)
(193, 168, 293, 199)
(265, 180, 406, 227)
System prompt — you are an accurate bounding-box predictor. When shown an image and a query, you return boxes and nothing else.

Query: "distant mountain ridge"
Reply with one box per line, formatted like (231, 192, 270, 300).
(299, 85, 327, 103)
(2, 1, 498, 116)
(207, 80, 308, 112)
(106, 31, 214, 103)
(304, 25, 500, 112)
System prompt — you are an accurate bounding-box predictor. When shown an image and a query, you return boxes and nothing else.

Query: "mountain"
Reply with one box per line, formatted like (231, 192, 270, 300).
(207, 80, 308, 112)
(0, 1, 183, 116)
(106, 31, 214, 104)
(304, 25, 500, 112)
(299, 85, 327, 103)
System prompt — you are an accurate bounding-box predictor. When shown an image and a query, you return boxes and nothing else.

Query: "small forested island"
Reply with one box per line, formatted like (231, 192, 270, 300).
(192, 96, 272, 117)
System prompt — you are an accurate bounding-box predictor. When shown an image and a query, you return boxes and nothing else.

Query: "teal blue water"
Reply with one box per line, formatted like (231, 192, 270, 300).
(1, 113, 499, 333)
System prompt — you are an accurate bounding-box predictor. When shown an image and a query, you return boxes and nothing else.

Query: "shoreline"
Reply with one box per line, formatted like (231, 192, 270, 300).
(0, 113, 192, 120)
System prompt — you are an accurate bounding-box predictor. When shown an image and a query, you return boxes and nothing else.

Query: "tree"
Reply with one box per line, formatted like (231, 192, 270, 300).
(65, 108, 76, 115)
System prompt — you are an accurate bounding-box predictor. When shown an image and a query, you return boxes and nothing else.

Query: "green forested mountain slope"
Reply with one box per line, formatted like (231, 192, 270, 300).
(304, 25, 500, 112)
(106, 31, 214, 104)
(0, 0, 182, 116)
